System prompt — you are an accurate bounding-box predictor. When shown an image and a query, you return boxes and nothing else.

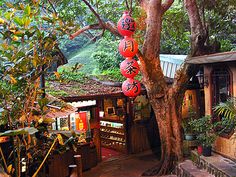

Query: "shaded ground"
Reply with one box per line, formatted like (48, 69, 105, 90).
(84, 150, 161, 177)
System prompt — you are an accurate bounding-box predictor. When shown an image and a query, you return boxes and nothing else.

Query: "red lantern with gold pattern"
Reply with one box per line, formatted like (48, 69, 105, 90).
(120, 58, 139, 78)
(117, 11, 136, 37)
(118, 36, 138, 58)
(122, 78, 141, 97)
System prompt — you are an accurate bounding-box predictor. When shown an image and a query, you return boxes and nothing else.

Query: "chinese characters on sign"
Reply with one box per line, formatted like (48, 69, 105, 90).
(121, 18, 135, 32)
(118, 11, 141, 97)
(120, 58, 139, 78)
(117, 11, 136, 37)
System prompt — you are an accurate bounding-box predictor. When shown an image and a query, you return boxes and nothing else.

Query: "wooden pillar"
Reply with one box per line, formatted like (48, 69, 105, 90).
(40, 64, 46, 98)
(74, 155, 83, 177)
(93, 128, 101, 162)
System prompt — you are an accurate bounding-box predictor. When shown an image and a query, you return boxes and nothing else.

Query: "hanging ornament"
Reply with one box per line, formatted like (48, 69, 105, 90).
(122, 78, 141, 97)
(118, 36, 138, 58)
(120, 58, 139, 78)
(117, 11, 136, 37)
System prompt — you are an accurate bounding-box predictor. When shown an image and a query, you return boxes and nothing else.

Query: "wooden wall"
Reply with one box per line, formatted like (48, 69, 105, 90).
(204, 64, 236, 160)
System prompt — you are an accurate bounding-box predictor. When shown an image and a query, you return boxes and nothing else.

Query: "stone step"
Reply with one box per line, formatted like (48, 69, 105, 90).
(191, 150, 236, 177)
(177, 160, 214, 177)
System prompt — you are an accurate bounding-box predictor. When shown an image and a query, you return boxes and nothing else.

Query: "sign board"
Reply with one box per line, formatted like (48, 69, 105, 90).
(0, 136, 10, 143)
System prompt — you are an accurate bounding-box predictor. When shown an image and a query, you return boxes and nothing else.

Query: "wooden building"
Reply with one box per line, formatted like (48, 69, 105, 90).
(47, 54, 189, 166)
(61, 88, 160, 162)
(186, 51, 236, 160)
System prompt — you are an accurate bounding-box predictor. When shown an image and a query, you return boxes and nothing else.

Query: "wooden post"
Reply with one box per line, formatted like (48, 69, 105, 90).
(40, 64, 46, 98)
(74, 155, 83, 177)
(68, 165, 78, 177)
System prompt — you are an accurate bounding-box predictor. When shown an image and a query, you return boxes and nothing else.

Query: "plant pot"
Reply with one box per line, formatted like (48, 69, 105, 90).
(202, 146, 212, 156)
(185, 134, 194, 141)
(197, 145, 203, 155)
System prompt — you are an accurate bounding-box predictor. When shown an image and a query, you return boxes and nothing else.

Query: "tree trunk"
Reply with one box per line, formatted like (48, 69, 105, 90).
(141, 86, 183, 176)
(140, 0, 210, 175)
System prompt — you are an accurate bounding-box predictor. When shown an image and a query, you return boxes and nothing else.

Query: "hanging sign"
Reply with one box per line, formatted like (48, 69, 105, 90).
(75, 112, 88, 131)
(120, 58, 139, 78)
(122, 78, 141, 97)
(117, 11, 136, 37)
(117, 11, 141, 98)
(118, 36, 138, 58)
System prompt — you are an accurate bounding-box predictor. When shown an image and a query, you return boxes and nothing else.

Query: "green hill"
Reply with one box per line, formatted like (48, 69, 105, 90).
(60, 43, 97, 74)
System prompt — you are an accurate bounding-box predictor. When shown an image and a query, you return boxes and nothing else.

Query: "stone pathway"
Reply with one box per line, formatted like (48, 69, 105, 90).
(192, 150, 236, 177)
(83, 150, 161, 177)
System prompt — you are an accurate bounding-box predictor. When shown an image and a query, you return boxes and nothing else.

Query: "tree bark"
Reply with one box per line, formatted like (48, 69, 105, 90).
(138, 1, 183, 175)
(184, 0, 207, 56)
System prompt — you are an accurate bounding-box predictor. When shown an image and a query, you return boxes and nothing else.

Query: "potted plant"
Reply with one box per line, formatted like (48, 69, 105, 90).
(182, 118, 195, 141)
(182, 107, 198, 141)
(214, 97, 236, 136)
(189, 115, 217, 156)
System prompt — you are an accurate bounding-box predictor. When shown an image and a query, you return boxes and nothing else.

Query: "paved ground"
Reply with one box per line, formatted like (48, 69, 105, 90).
(84, 149, 161, 177)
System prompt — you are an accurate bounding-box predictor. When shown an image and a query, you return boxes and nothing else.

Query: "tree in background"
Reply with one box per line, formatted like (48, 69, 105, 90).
(0, 1, 71, 176)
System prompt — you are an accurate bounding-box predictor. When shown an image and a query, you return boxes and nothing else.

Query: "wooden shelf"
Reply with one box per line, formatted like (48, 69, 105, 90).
(101, 137, 125, 143)
(100, 131, 125, 137)
(100, 125, 124, 132)
(100, 118, 124, 124)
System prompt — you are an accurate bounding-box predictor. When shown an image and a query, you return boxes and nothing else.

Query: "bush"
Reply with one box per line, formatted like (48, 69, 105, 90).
(92, 36, 123, 71)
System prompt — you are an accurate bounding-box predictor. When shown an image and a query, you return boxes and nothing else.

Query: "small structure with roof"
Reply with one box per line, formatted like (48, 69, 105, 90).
(186, 51, 236, 160)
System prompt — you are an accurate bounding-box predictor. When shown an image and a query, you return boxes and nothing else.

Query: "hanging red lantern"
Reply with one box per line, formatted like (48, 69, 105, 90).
(122, 78, 141, 97)
(118, 36, 138, 58)
(120, 58, 139, 78)
(117, 11, 136, 37)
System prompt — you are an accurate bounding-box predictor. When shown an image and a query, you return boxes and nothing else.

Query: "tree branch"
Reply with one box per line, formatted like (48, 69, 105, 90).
(69, 24, 102, 39)
(104, 21, 121, 37)
(81, 0, 105, 27)
(125, 0, 130, 10)
(161, 0, 174, 14)
(89, 29, 105, 43)
(69, 20, 122, 40)
(47, 0, 57, 15)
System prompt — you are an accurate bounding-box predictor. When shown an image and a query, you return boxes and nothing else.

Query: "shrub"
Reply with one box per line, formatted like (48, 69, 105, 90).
(92, 36, 123, 71)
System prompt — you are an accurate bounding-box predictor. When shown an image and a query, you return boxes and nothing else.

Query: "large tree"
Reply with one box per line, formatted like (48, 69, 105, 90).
(67, 0, 235, 175)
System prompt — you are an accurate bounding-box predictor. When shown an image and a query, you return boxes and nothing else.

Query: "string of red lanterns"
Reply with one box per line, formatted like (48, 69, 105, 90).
(117, 11, 141, 97)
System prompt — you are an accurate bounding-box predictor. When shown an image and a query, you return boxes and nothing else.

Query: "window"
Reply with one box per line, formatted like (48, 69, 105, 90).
(211, 67, 233, 137)
(212, 68, 231, 106)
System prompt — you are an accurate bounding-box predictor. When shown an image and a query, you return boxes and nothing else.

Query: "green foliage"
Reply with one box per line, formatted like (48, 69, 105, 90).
(65, 43, 97, 74)
(182, 118, 195, 134)
(162, 5, 190, 54)
(182, 107, 198, 134)
(48, 68, 87, 83)
(0, 0, 67, 125)
(161, 1, 236, 54)
(214, 97, 236, 131)
(0, 1, 71, 176)
(189, 115, 217, 147)
(46, 89, 69, 97)
(92, 36, 123, 71)
(59, 35, 88, 58)
(101, 69, 125, 82)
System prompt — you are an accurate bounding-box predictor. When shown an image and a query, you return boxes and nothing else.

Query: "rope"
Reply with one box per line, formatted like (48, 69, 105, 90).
(32, 137, 58, 177)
